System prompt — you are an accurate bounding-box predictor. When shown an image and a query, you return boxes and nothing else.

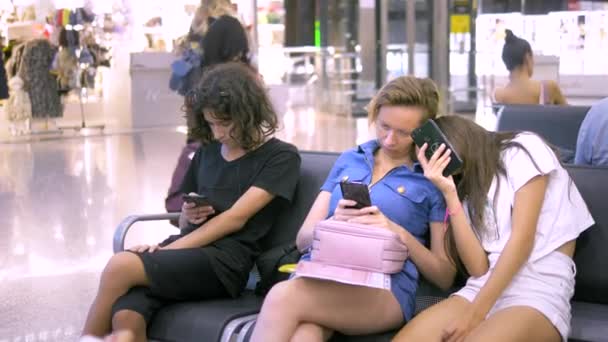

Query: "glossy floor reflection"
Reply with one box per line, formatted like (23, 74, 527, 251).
(0, 110, 372, 341)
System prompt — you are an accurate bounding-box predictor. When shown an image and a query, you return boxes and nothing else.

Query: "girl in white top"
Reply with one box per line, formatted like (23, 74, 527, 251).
(394, 116, 594, 342)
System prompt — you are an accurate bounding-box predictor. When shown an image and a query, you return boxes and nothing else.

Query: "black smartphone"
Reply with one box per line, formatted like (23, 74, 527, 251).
(339, 181, 372, 209)
(411, 119, 463, 177)
(182, 193, 211, 207)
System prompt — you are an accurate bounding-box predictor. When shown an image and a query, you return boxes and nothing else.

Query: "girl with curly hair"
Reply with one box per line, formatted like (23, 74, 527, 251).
(82, 62, 301, 341)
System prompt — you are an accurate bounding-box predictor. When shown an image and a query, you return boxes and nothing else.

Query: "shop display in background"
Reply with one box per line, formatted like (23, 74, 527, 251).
(260, 1, 283, 24)
(257, 0, 285, 47)
(51, 6, 113, 96)
(49, 5, 118, 131)
(129, 0, 197, 53)
(12, 3, 36, 23)
(5, 73, 32, 135)
(255, 0, 285, 85)
(6, 39, 62, 130)
(477, 10, 608, 76)
(54, 27, 79, 94)
(0, 0, 128, 135)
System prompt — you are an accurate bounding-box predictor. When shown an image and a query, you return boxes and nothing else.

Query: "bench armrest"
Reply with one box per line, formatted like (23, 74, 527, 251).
(113, 213, 182, 253)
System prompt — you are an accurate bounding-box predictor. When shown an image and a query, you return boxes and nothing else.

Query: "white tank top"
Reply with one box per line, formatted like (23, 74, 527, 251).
(538, 81, 547, 105)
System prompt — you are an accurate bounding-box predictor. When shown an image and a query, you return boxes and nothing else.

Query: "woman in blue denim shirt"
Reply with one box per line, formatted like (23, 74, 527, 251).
(252, 76, 458, 341)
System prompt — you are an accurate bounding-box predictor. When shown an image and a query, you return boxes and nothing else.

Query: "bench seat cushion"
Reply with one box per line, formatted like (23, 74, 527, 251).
(570, 301, 608, 342)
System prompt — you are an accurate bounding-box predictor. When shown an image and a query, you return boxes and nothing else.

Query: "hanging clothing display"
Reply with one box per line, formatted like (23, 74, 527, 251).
(18, 39, 62, 118)
(6, 43, 26, 79)
(5, 43, 32, 123)
(55, 27, 80, 94)
(54, 8, 91, 27)
(5, 76, 32, 122)
(52, 13, 111, 94)
(58, 26, 80, 49)
(55, 48, 78, 93)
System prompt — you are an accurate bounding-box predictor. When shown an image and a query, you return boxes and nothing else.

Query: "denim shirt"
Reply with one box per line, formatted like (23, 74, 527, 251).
(322, 140, 446, 243)
(314, 139, 446, 321)
(575, 98, 608, 166)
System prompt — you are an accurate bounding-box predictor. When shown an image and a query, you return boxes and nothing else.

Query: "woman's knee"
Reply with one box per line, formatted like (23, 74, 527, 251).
(112, 309, 146, 332)
(393, 296, 471, 341)
(100, 252, 145, 290)
(261, 280, 307, 315)
(263, 280, 297, 307)
(291, 323, 332, 342)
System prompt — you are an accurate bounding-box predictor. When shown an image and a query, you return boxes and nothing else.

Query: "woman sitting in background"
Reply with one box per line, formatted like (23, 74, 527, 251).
(493, 29, 567, 106)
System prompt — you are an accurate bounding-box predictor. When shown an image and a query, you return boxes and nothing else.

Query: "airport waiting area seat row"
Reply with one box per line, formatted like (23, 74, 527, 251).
(115, 162, 608, 341)
(112, 104, 606, 341)
(494, 103, 590, 153)
(114, 152, 458, 342)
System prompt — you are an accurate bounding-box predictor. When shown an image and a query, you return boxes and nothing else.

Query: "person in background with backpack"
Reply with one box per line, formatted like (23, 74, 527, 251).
(169, 0, 235, 96)
(165, 14, 252, 219)
(252, 76, 457, 341)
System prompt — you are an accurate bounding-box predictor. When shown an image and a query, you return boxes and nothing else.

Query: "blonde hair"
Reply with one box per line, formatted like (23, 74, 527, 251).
(367, 76, 440, 123)
(190, 0, 236, 35)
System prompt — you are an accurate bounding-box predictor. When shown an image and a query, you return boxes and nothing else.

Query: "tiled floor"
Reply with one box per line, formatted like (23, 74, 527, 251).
(0, 108, 377, 341)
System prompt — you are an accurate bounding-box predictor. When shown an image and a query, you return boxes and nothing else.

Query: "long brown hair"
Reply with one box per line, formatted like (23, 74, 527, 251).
(434, 116, 552, 273)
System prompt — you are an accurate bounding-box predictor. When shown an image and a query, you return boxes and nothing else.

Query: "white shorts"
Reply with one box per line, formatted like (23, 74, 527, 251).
(454, 251, 576, 341)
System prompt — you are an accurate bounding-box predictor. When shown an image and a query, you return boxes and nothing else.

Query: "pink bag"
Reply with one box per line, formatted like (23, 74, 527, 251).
(311, 219, 409, 274)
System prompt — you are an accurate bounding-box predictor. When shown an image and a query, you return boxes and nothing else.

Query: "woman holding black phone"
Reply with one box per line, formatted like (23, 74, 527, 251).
(81, 63, 301, 341)
(252, 76, 458, 341)
(395, 116, 593, 342)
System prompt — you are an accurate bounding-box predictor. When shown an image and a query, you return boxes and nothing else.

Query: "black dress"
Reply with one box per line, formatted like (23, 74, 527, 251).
(112, 138, 301, 323)
(19, 39, 62, 118)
